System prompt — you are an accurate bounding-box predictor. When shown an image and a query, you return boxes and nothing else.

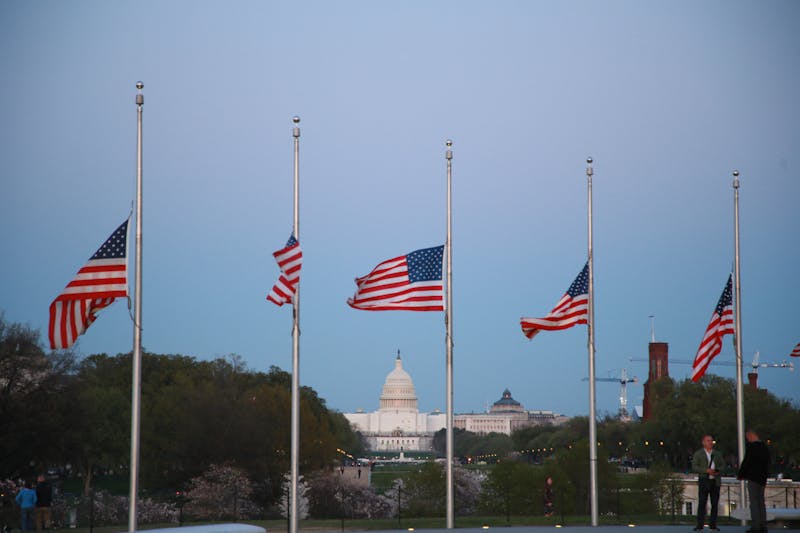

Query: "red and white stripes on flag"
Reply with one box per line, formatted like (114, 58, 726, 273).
(348, 245, 444, 311)
(49, 220, 129, 350)
(520, 262, 589, 340)
(790, 342, 800, 358)
(266, 235, 302, 306)
(691, 274, 735, 381)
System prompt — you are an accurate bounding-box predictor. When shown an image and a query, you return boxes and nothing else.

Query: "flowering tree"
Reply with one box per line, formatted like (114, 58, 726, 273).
(184, 464, 260, 520)
(307, 473, 391, 519)
(398, 462, 485, 518)
(454, 466, 485, 516)
(1, 479, 23, 528)
(382, 478, 403, 519)
(31, 489, 177, 528)
(278, 473, 309, 520)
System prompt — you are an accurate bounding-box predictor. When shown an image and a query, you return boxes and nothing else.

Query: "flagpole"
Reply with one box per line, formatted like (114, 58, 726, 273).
(128, 81, 144, 533)
(445, 139, 454, 529)
(733, 170, 746, 522)
(289, 116, 301, 533)
(586, 157, 599, 526)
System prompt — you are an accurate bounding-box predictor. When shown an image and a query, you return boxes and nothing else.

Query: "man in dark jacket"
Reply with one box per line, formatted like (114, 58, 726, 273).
(737, 430, 770, 533)
(35, 475, 52, 531)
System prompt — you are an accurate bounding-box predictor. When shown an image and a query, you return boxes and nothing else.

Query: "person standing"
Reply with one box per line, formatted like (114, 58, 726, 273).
(692, 434, 725, 531)
(737, 430, 771, 533)
(543, 476, 554, 517)
(15, 480, 37, 531)
(35, 475, 52, 531)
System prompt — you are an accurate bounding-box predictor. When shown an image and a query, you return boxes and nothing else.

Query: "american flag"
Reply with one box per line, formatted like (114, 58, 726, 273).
(266, 235, 302, 306)
(520, 262, 589, 340)
(348, 245, 444, 311)
(49, 220, 129, 350)
(692, 274, 735, 381)
(789, 342, 800, 358)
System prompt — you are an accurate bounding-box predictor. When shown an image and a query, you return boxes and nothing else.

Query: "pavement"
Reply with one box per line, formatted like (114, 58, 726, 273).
(352, 527, 773, 533)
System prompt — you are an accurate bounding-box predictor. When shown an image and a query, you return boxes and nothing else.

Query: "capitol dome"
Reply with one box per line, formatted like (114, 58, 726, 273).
(379, 352, 418, 411)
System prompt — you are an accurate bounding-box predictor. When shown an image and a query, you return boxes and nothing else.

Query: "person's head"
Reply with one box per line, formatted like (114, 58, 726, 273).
(545, 476, 553, 486)
(745, 430, 760, 443)
(24, 480, 32, 489)
(702, 435, 714, 450)
(37, 474, 45, 483)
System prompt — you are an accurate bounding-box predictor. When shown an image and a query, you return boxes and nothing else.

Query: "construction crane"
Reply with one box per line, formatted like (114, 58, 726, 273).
(629, 351, 793, 388)
(747, 351, 794, 374)
(582, 368, 638, 421)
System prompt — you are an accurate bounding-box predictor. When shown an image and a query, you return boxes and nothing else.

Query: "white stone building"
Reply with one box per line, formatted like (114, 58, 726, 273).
(344, 355, 569, 451)
(454, 389, 569, 435)
(343, 353, 445, 452)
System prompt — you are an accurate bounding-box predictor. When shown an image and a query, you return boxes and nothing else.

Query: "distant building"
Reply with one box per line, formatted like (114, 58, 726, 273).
(343, 353, 445, 452)
(642, 342, 669, 421)
(343, 356, 569, 451)
(454, 389, 568, 435)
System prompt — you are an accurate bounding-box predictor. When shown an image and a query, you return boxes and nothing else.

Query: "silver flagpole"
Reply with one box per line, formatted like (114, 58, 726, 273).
(586, 157, 599, 526)
(445, 140, 454, 529)
(290, 116, 301, 533)
(128, 81, 144, 533)
(733, 170, 746, 523)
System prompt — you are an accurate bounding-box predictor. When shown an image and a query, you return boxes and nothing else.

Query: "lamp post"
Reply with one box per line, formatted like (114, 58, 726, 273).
(397, 480, 403, 527)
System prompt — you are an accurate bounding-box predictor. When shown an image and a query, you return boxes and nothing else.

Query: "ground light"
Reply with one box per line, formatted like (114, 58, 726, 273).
(628, 524, 636, 527)
(555, 525, 563, 528)
(481, 525, 490, 529)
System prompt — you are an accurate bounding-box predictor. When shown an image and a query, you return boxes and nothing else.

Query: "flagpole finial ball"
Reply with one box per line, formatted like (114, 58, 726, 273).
(733, 170, 739, 177)
(292, 116, 300, 124)
(587, 156, 593, 164)
(136, 81, 144, 90)
(446, 139, 453, 147)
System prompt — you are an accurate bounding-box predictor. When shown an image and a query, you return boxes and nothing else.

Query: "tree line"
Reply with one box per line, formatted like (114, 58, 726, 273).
(3, 311, 800, 525)
(0, 314, 362, 504)
(432, 375, 800, 479)
(511, 375, 800, 477)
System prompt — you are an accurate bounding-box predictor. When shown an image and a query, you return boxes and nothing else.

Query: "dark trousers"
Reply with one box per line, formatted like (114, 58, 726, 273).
(35, 506, 51, 530)
(697, 477, 720, 528)
(747, 480, 767, 532)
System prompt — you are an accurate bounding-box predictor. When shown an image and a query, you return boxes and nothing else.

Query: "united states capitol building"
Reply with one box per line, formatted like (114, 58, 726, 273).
(343, 353, 568, 452)
(344, 353, 446, 451)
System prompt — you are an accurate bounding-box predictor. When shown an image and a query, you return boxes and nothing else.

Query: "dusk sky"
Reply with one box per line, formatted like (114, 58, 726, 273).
(2, 1, 798, 419)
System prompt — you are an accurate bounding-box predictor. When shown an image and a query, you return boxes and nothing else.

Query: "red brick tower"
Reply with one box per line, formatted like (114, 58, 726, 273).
(642, 342, 669, 421)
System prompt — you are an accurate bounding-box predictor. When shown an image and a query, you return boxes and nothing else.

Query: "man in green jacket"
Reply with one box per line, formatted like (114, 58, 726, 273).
(692, 434, 725, 531)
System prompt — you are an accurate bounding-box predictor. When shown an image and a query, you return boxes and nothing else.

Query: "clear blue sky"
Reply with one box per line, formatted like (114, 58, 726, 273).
(2, 1, 798, 418)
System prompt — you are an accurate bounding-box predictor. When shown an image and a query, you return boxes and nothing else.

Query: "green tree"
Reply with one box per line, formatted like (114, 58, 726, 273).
(402, 461, 445, 517)
(49, 350, 363, 501)
(551, 439, 617, 515)
(513, 417, 590, 455)
(647, 463, 684, 520)
(433, 428, 513, 460)
(0, 314, 77, 478)
(62, 353, 131, 495)
(632, 375, 800, 473)
(479, 459, 542, 520)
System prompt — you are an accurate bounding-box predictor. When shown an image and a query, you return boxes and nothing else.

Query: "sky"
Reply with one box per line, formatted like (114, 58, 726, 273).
(1, 1, 798, 419)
